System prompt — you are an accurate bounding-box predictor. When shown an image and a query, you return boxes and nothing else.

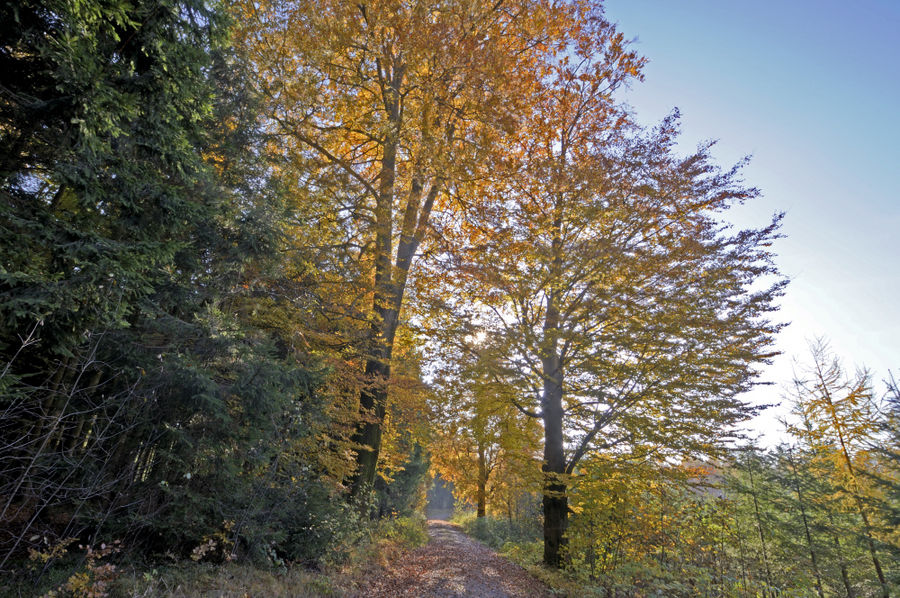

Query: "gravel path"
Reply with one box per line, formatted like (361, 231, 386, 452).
(363, 521, 552, 598)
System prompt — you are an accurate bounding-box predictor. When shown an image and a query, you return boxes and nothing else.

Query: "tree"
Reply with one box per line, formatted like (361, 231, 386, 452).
(0, 0, 251, 561)
(782, 445, 827, 598)
(429, 345, 541, 518)
(787, 405, 862, 597)
(457, 41, 784, 563)
(787, 341, 891, 598)
(0, 0, 359, 570)
(233, 0, 579, 494)
(875, 374, 900, 566)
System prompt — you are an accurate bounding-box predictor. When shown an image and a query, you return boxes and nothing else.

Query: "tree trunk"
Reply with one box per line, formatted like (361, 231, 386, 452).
(476, 445, 487, 518)
(348, 78, 401, 496)
(540, 214, 567, 569)
(541, 355, 567, 568)
(856, 505, 888, 598)
(349, 356, 390, 496)
(799, 408, 855, 598)
(735, 516, 749, 598)
(819, 373, 889, 597)
(834, 425, 888, 594)
(542, 475, 567, 568)
(827, 514, 856, 598)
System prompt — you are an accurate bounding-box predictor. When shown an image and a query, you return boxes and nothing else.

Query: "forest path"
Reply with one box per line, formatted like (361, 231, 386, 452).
(362, 521, 552, 598)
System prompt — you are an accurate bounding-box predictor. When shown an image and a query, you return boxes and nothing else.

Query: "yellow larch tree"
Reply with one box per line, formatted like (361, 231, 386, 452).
(787, 340, 891, 598)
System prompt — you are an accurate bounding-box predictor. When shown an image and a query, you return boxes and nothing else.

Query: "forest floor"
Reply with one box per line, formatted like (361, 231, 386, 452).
(362, 520, 552, 598)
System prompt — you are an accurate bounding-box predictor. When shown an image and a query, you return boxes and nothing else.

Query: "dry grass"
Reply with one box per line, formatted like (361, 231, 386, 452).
(114, 562, 342, 597)
(113, 518, 425, 598)
(0, 517, 426, 597)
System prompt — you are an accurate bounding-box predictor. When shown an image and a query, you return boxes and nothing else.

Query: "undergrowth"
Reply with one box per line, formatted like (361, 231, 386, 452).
(1, 515, 428, 598)
(452, 512, 790, 598)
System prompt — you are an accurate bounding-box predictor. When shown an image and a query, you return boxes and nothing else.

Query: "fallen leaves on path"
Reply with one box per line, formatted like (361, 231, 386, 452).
(360, 521, 552, 598)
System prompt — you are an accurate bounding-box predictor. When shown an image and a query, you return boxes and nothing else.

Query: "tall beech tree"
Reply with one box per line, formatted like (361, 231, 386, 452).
(234, 0, 601, 493)
(457, 38, 785, 563)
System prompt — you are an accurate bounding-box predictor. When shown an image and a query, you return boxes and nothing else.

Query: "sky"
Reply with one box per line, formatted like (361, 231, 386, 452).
(603, 0, 900, 444)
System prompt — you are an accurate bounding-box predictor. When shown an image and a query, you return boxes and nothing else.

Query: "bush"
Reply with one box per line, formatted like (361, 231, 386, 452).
(453, 512, 540, 550)
(376, 514, 429, 550)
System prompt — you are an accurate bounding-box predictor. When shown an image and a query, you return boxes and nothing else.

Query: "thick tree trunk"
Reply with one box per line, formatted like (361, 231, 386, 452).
(349, 126, 399, 497)
(542, 473, 567, 568)
(540, 220, 567, 569)
(541, 355, 567, 568)
(476, 487, 486, 518)
(349, 359, 389, 496)
(346, 106, 439, 498)
(349, 295, 399, 496)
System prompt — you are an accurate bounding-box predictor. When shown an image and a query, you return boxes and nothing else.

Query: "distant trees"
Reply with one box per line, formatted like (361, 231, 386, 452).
(429, 346, 541, 519)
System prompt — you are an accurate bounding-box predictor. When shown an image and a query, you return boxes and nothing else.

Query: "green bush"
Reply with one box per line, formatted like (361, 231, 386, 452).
(453, 512, 540, 550)
(376, 514, 429, 550)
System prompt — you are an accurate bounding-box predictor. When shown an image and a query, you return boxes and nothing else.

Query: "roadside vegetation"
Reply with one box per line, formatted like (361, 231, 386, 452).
(2, 516, 427, 598)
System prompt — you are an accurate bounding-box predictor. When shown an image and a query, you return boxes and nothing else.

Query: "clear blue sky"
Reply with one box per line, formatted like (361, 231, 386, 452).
(604, 0, 900, 443)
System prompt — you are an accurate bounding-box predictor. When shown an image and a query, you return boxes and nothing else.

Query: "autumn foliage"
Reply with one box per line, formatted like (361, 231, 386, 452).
(1, 0, 898, 596)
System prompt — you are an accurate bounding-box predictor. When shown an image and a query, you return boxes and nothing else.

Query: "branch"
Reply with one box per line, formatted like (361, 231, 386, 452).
(292, 131, 380, 200)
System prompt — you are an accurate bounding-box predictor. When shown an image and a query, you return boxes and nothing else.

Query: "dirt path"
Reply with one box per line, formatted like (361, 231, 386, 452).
(363, 521, 552, 598)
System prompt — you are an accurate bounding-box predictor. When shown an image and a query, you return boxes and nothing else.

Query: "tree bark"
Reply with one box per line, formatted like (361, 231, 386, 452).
(831, 527, 856, 598)
(349, 97, 400, 495)
(541, 353, 567, 568)
(476, 444, 487, 518)
(349, 356, 391, 496)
